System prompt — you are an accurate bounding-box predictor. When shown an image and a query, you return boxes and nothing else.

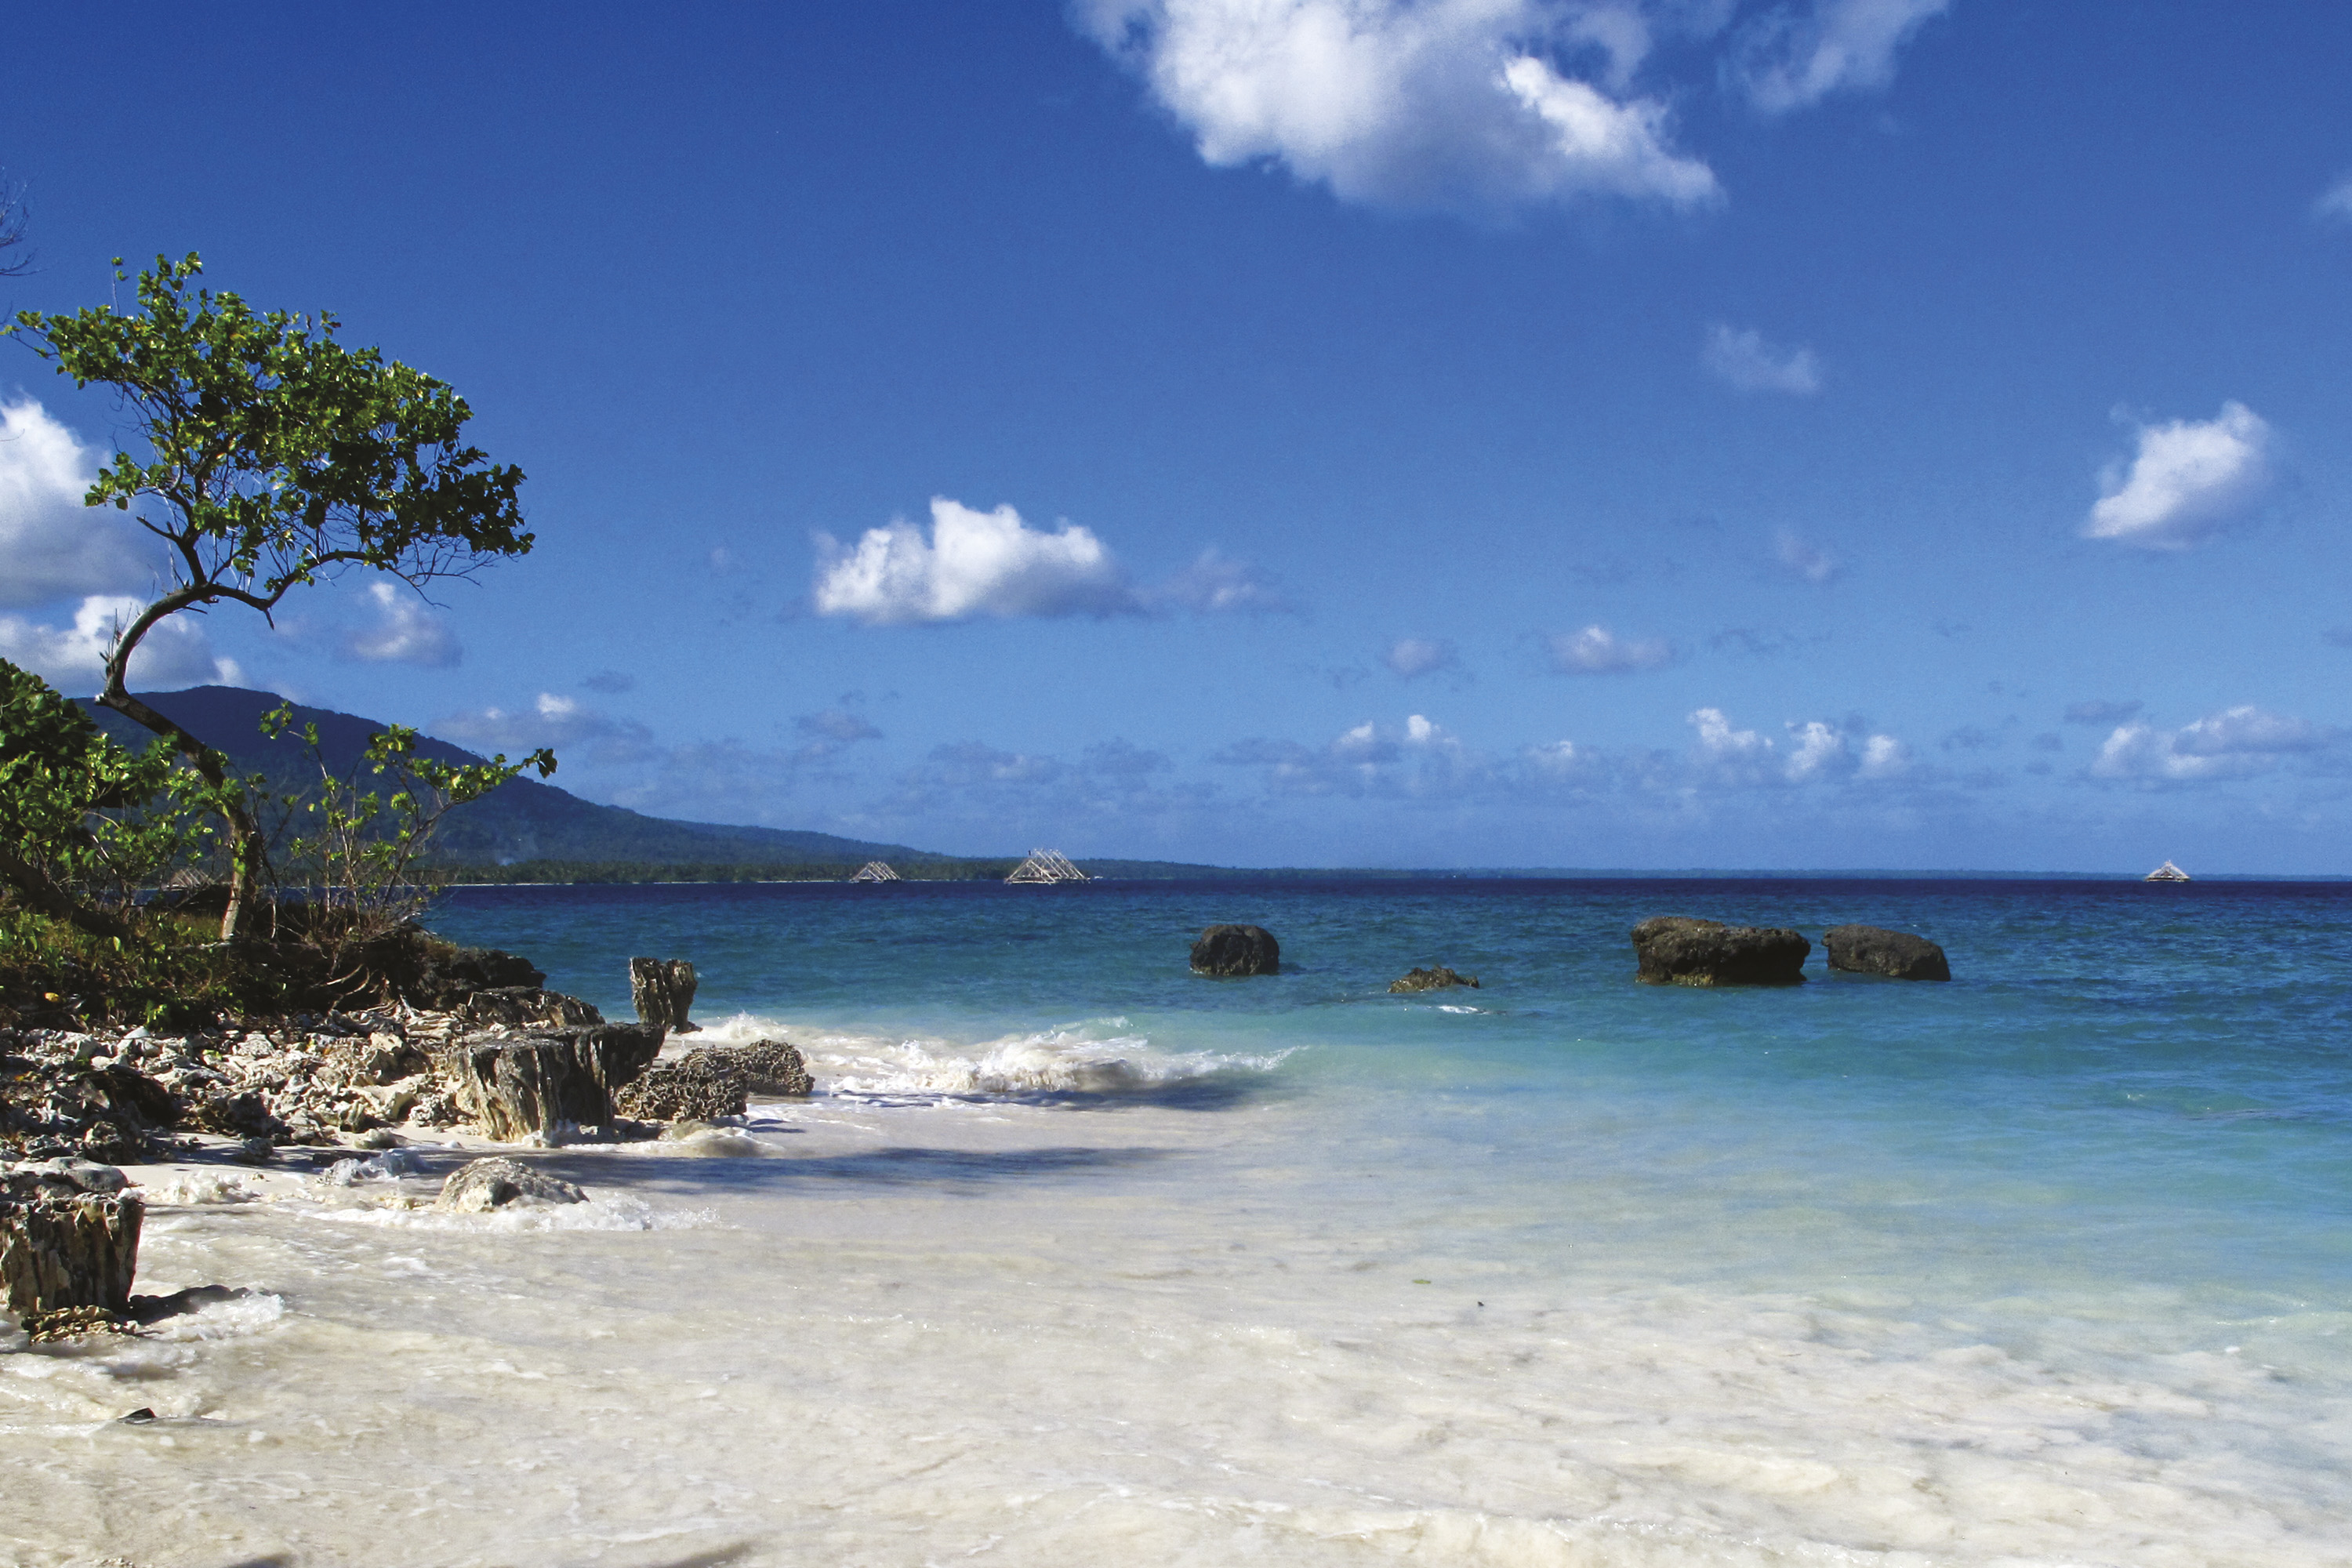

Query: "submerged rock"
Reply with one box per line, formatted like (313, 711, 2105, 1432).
(434, 1156, 588, 1213)
(1824, 924, 1951, 981)
(1191, 925, 1280, 978)
(629, 958, 701, 1034)
(441, 1024, 664, 1142)
(1632, 916, 1809, 987)
(1389, 965, 1480, 993)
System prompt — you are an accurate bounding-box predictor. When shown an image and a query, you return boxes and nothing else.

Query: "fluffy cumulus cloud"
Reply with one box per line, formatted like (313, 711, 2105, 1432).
(1074, 0, 1720, 214)
(796, 707, 884, 745)
(1382, 636, 1460, 679)
(1214, 710, 1483, 798)
(2089, 706, 2333, 784)
(1547, 623, 1675, 673)
(0, 594, 241, 693)
(1730, 0, 1949, 114)
(813, 499, 1138, 625)
(439, 692, 654, 760)
(1702, 323, 1821, 394)
(2085, 402, 2271, 550)
(340, 582, 461, 666)
(1688, 706, 1907, 784)
(0, 399, 156, 608)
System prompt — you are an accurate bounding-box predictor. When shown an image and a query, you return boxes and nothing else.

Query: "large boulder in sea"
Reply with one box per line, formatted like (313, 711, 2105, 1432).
(1191, 925, 1280, 978)
(434, 1156, 587, 1213)
(1824, 924, 1951, 981)
(1631, 916, 1809, 987)
(440, 1024, 665, 1142)
(1390, 965, 1480, 993)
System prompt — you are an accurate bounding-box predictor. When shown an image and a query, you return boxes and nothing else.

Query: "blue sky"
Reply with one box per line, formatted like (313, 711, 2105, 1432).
(4, 1, 2350, 871)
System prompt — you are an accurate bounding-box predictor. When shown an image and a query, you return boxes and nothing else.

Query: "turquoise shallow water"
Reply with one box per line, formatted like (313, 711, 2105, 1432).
(436, 876, 2352, 1334)
(13, 877, 2350, 1564)
(405, 874, 2351, 1560)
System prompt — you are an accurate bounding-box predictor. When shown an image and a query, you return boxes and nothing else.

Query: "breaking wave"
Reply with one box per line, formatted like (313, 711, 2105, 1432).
(743, 1017, 1295, 1102)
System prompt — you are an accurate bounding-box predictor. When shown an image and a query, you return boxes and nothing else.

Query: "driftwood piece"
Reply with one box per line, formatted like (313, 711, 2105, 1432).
(629, 958, 701, 1033)
(1, 1191, 143, 1327)
(441, 1024, 664, 1142)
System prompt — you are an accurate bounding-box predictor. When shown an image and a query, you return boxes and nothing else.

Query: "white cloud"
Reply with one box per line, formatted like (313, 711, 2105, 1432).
(1773, 528, 1840, 583)
(2085, 402, 2270, 550)
(1383, 636, 1460, 679)
(0, 594, 241, 694)
(440, 691, 650, 757)
(2313, 172, 2352, 225)
(2090, 706, 2332, 783)
(1688, 705, 1907, 786)
(812, 499, 1138, 625)
(1548, 623, 1675, 673)
(0, 398, 155, 608)
(1153, 547, 1293, 614)
(1075, 0, 1719, 215)
(1731, 0, 1947, 114)
(341, 581, 461, 666)
(1702, 323, 1821, 394)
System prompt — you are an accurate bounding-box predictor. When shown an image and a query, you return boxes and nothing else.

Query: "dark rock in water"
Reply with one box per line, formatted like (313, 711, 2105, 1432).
(461, 987, 604, 1029)
(1390, 965, 1480, 993)
(0, 1181, 143, 1327)
(1632, 916, 1809, 986)
(404, 944, 545, 1011)
(1191, 925, 1280, 978)
(1824, 924, 1951, 981)
(434, 1156, 588, 1213)
(615, 1052, 750, 1122)
(629, 958, 702, 1033)
(733, 1040, 812, 1098)
(441, 1024, 663, 1142)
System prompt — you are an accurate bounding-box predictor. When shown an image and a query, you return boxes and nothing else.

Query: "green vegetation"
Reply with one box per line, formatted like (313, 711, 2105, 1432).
(7, 252, 535, 940)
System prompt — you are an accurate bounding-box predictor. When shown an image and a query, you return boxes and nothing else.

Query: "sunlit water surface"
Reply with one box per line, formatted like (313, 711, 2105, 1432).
(9, 878, 2350, 1566)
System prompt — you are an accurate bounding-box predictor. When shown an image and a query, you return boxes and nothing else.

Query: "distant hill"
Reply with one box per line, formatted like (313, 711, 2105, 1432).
(81, 686, 950, 872)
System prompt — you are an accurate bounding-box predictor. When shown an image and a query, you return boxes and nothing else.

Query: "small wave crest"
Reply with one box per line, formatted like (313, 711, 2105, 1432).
(804, 1022, 1293, 1102)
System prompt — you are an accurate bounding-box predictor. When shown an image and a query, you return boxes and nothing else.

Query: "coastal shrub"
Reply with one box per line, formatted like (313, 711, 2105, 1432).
(7, 252, 539, 941)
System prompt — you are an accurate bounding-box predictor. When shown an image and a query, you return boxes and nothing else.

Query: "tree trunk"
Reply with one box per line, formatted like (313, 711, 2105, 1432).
(94, 687, 267, 943)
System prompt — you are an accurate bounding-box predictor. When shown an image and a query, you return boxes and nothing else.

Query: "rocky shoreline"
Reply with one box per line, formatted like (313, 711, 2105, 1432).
(0, 946, 811, 1339)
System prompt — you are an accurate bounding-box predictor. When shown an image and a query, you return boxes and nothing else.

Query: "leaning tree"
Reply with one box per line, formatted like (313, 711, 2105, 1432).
(5, 254, 534, 941)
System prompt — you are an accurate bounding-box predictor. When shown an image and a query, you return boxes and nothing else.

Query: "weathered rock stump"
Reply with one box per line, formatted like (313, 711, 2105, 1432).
(2, 1163, 143, 1333)
(441, 1023, 664, 1142)
(630, 958, 701, 1033)
(1632, 916, 1809, 986)
(1191, 925, 1280, 977)
(1824, 924, 1951, 981)
(1390, 965, 1480, 993)
(434, 1156, 588, 1213)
